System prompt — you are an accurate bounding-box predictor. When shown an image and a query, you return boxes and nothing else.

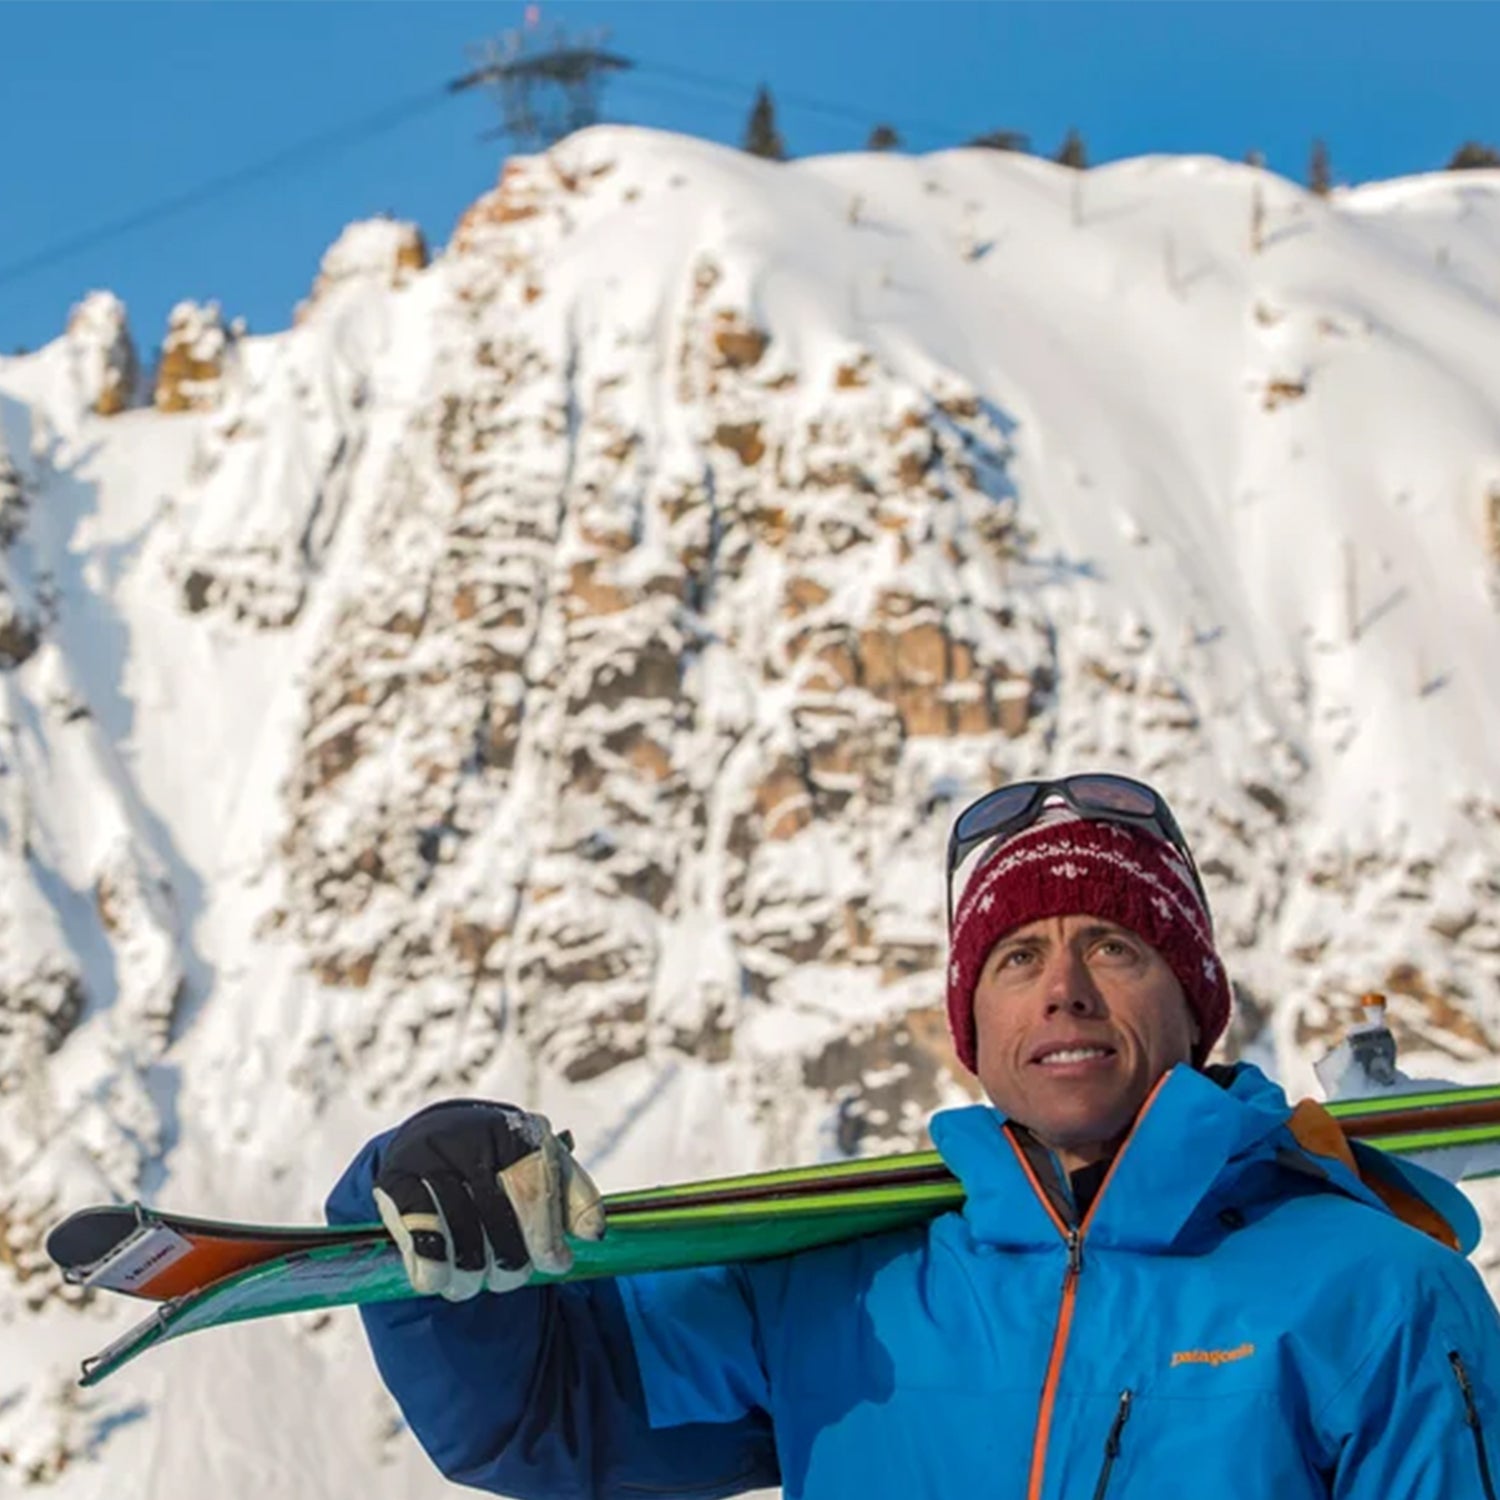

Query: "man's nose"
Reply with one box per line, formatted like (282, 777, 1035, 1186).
(1041, 952, 1104, 1015)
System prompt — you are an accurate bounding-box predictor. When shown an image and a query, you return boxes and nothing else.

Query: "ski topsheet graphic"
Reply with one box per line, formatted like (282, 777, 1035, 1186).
(49, 1079, 1500, 1387)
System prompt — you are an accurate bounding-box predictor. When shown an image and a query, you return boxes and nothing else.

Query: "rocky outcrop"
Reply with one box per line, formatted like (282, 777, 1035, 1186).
(453, 153, 617, 251)
(154, 301, 238, 413)
(801, 1004, 980, 1155)
(790, 597, 1035, 739)
(0, 966, 84, 1097)
(65, 291, 138, 416)
(297, 217, 428, 322)
(246, 138, 1307, 1118)
(164, 292, 379, 628)
(0, 451, 25, 547)
(0, 589, 39, 668)
(264, 184, 1069, 1098)
(0, 449, 40, 667)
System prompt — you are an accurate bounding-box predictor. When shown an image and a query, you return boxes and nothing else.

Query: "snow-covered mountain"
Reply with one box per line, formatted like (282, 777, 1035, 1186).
(2, 125, 1499, 1493)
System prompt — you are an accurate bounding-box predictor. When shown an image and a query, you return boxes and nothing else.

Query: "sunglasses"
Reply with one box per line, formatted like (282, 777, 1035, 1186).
(945, 773, 1209, 930)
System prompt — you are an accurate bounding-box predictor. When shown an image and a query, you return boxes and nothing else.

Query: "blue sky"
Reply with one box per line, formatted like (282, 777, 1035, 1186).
(2, 2, 1496, 356)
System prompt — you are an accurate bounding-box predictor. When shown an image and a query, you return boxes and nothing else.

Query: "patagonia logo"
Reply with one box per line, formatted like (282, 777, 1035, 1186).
(1171, 1342, 1256, 1369)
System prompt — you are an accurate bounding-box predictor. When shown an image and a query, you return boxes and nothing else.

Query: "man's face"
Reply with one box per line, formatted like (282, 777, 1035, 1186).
(973, 913, 1200, 1169)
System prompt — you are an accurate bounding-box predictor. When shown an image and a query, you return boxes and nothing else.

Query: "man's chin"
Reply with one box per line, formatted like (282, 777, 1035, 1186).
(1024, 1092, 1137, 1159)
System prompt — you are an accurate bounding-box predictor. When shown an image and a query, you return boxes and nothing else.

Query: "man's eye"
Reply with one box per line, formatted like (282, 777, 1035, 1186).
(1094, 938, 1134, 960)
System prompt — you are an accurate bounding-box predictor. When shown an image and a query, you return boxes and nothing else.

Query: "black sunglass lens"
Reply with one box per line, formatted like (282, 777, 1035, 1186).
(1069, 776, 1158, 817)
(955, 785, 1036, 843)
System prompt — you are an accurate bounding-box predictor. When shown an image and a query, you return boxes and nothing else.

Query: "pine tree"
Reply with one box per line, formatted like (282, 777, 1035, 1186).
(1055, 128, 1088, 170)
(1309, 138, 1332, 196)
(867, 123, 901, 152)
(1447, 141, 1500, 171)
(743, 86, 787, 161)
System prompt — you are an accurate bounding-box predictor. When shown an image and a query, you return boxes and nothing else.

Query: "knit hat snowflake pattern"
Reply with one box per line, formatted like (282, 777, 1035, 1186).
(946, 812, 1232, 1072)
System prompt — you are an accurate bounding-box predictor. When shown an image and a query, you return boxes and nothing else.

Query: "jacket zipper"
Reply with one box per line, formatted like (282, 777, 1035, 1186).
(1090, 1390, 1134, 1500)
(1023, 1227, 1082, 1500)
(1009, 1075, 1168, 1500)
(1450, 1351, 1498, 1500)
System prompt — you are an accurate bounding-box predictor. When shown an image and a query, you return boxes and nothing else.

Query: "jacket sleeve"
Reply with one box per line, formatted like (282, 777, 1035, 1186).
(326, 1132, 781, 1500)
(1319, 1256, 1500, 1499)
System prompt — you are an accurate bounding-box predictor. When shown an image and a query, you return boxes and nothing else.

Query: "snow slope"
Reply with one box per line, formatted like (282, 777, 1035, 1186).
(1, 126, 1499, 1492)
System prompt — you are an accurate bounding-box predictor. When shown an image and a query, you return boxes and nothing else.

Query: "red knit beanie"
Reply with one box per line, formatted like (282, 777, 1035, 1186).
(946, 813, 1232, 1072)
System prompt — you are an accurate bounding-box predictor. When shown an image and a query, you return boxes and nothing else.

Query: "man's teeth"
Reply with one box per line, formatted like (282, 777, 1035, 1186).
(1040, 1047, 1111, 1065)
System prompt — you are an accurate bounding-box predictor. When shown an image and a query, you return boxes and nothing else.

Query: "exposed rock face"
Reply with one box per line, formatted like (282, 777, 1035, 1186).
(0, 591, 39, 668)
(0, 948, 85, 1095)
(0, 444, 38, 666)
(154, 301, 238, 413)
(249, 133, 1500, 1121)
(266, 176, 1057, 1109)
(801, 1003, 981, 1155)
(65, 291, 138, 416)
(297, 217, 429, 321)
(0, 451, 25, 546)
(454, 153, 617, 248)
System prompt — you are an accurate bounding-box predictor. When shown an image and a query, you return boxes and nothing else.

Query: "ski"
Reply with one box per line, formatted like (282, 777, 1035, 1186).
(46, 1148, 958, 1300)
(71, 1177, 952, 1387)
(51, 1081, 1500, 1387)
(50, 1080, 1500, 1299)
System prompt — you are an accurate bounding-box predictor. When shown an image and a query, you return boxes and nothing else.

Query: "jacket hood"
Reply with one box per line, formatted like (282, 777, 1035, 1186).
(929, 1060, 1480, 1255)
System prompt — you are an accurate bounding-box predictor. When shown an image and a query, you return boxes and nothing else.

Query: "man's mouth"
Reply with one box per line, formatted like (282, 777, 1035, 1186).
(1032, 1044, 1117, 1067)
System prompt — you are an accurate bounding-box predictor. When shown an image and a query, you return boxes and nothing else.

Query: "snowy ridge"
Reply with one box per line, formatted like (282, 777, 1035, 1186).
(0, 126, 1498, 1491)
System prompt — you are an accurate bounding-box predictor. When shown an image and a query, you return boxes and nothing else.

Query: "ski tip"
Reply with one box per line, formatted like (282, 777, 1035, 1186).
(45, 1203, 147, 1272)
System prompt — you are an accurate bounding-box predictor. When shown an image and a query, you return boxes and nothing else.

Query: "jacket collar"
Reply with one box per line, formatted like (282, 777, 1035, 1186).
(929, 1061, 1473, 1253)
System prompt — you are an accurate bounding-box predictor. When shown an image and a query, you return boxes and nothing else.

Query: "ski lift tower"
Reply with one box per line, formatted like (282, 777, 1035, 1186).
(449, 13, 634, 150)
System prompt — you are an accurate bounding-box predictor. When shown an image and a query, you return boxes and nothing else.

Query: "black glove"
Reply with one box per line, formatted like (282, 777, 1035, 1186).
(372, 1100, 604, 1302)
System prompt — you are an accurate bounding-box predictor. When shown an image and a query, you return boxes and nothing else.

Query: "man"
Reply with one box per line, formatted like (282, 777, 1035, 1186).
(328, 773, 1500, 1498)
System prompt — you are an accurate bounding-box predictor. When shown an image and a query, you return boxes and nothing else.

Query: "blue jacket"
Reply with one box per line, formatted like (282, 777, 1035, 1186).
(327, 1062, 1500, 1499)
